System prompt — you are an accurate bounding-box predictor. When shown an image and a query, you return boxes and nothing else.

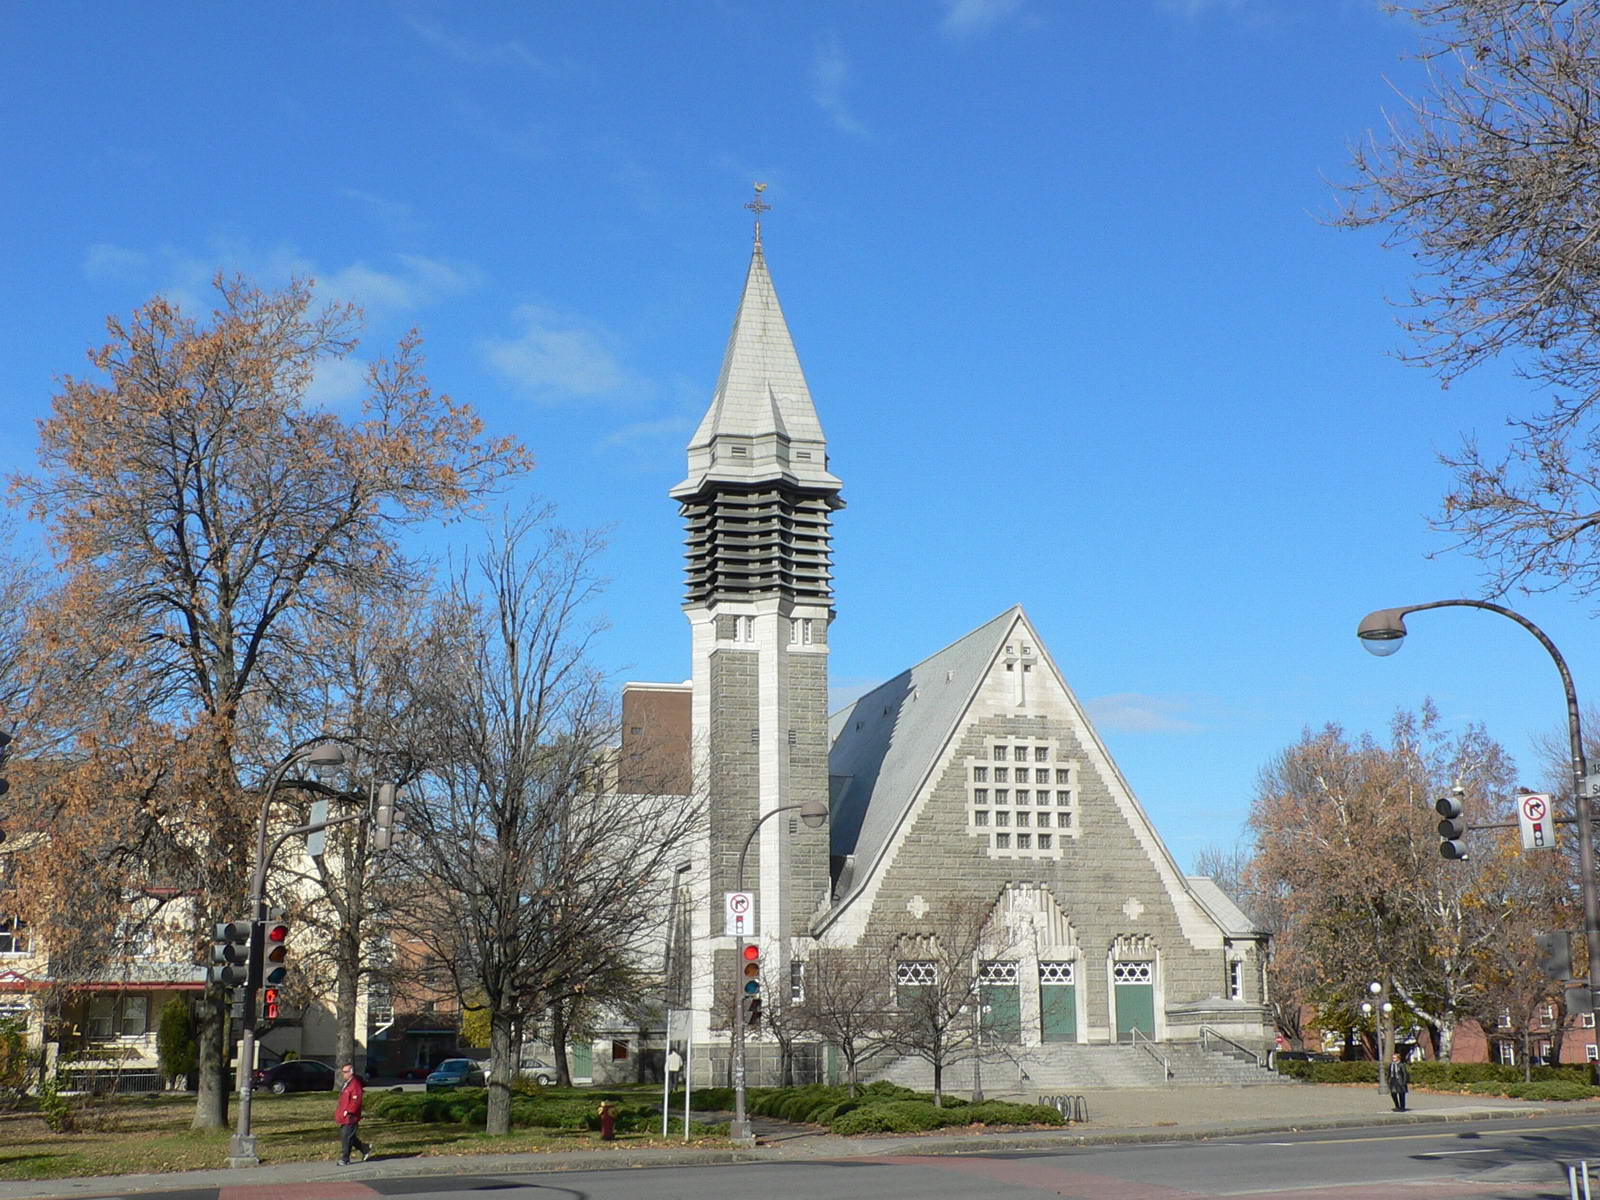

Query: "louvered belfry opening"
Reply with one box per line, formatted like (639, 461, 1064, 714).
(680, 481, 840, 606)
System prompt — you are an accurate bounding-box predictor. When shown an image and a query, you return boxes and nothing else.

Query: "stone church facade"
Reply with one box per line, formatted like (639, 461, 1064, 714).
(620, 210, 1270, 1085)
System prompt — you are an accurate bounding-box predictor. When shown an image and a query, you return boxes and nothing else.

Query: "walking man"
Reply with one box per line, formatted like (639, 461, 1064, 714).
(1386, 1050, 1410, 1112)
(335, 1063, 371, 1164)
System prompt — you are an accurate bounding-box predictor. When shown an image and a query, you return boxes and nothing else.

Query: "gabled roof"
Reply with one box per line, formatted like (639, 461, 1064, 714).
(672, 244, 841, 498)
(1186, 877, 1263, 938)
(828, 607, 1019, 881)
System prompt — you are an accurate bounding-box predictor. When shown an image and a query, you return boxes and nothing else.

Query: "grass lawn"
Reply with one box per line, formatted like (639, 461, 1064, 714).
(0, 1089, 715, 1180)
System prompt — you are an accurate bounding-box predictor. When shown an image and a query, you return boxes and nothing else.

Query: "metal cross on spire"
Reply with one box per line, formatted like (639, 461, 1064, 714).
(745, 182, 771, 249)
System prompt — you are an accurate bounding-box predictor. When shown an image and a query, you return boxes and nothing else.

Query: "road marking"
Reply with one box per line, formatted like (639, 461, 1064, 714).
(1415, 1148, 1497, 1156)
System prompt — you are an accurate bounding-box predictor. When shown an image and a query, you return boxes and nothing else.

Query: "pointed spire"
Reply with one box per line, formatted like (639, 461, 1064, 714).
(671, 189, 841, 499)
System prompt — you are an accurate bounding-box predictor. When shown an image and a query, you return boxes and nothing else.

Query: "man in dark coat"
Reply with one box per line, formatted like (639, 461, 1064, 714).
(1386, 1051, 1410, 1112)
(335, 1063, 372, 1164)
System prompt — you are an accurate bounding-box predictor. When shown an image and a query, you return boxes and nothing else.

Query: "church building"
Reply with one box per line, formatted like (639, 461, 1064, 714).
(620, 199, 1270, 1086)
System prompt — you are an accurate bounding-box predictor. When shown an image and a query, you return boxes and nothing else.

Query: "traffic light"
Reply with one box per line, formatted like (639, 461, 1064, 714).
(741, 943, 761, 1029)
(1537, 932, 1573, 981)
(373, 782, 397, 852)
(209, 920, 254, 988)
(263, 919, 290, 985)
(261, 986, 281, 1023)
(1435, 788, 1468, 860)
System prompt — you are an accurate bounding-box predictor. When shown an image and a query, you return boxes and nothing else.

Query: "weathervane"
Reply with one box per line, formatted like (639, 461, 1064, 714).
(745, 182, 770, 249)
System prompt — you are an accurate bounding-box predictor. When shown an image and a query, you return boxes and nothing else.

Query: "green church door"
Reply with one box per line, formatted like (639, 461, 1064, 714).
(978, 961, 1021, 1043)
(1039, 960, 1077, 1043)
(1113, 960, 1156, 1041)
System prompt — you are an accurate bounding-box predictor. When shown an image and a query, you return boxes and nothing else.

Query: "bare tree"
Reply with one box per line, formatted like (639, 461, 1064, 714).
(791, 938, 896, 1095)
(1335, 1, 1600, 599)
(882, 894, 1019, 1104)
(394, 507, 702, 1135)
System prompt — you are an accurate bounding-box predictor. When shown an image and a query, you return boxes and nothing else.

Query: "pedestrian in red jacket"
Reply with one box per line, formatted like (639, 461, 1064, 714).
(335, 1063, 371, 1164)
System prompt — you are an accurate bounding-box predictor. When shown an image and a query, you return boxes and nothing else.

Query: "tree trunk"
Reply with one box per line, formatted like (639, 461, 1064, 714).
(335, 949, 360, 1071)
(550, 1001, 572, 1087)
(931, 1058, 943, 1105)
(486, 1006, 515, 1135)
(191, 992, 228, 1130)
(336, 854, 365, 1071)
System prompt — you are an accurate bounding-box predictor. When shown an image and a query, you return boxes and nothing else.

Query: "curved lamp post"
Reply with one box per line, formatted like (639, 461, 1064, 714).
(730, 797, 828, 1145)
(228, 741, 348, 1168)
(1357, 600, 1598, 1017)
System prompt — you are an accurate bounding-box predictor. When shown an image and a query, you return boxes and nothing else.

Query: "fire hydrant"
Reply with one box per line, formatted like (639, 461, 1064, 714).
(598, 1099, 617, 1141)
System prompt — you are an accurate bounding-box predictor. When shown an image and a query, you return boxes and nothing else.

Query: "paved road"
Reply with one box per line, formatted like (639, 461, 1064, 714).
(13, 1113, 1600, 1200)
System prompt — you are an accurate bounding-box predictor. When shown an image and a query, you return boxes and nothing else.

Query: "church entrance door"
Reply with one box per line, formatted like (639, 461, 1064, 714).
(978, 961, 1021, 1043)
(1113, 960, 1155, 1041)
(1039, 960, 1077, 1042)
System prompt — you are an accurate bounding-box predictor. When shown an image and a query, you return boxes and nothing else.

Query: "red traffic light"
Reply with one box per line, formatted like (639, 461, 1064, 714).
(742, 944, 759, 962)
(267, 923, 288, 943)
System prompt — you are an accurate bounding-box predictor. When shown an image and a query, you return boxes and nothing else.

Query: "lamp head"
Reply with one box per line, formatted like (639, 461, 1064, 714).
(301, 743, 347, 768)
(798, 798, 829, 829)
(1369, 981, 1383, 995)
(1357, 608, 1409, 657)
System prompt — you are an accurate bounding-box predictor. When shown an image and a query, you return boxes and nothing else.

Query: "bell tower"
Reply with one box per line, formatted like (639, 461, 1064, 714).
(670, 188, 843, 944)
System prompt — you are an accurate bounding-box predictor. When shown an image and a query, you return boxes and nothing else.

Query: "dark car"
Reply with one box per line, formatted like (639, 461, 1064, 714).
(253, 1059, 337, 1095)
(425, 1058, 486, 1091)
(1273, 1050, 1336, 1064)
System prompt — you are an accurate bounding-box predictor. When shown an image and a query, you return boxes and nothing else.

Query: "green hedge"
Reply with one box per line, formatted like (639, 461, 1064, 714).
(664, 1082, 1064, 1135)
(1275, 1059, 1600, 1096)
(371, 1088, 719, 1135)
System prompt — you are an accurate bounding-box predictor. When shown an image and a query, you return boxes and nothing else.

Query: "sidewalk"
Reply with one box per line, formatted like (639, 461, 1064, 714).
(0, 1084, 1574, 1200)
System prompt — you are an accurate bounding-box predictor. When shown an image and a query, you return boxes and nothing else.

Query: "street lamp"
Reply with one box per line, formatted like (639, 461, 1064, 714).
(661, 860, 692, 1140)
(729, 797, 827, 1145)
(1359, 980, 1394, 1092)
(228, 741, 347, 1168)
(1357, 599, 1598, 1019)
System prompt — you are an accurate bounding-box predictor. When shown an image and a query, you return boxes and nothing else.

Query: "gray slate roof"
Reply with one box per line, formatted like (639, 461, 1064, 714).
(672, 244, 841, 498)
(828, 607, 1019, 886)
(1185, 876, 1263, 938)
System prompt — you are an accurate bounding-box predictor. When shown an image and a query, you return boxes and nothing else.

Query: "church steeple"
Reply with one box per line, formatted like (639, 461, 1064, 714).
(671, 190, 844, 609)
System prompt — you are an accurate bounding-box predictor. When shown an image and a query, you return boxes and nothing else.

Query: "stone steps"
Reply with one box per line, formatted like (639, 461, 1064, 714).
(867, 1042, 1296, 1093)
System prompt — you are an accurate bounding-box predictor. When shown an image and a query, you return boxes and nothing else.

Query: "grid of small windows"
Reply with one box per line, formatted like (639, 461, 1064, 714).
(896, 960, 938, 987)
(978, 960, 1019, 985)
(1112, 960, 1153, 985)
(967, 740, 1076, 857)
(1039, 960, 1075, 985)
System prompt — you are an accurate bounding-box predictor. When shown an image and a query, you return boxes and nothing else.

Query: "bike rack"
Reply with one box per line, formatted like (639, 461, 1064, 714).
(1039, 1093, 1089, 1122)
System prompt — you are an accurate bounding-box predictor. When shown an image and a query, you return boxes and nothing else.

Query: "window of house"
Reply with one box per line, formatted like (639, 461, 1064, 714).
(1015, 790, 1030, 805)
(1016, 833, 1031, 849)
(1037, 834, 1052, 849)
(1496, 1041, 1516, 1065)
(896, 961, 937, 987)
(994, 768, 1008, 783)
(995, 789, 1009, 805)
(1112, 960, 1154, 985)
(1589, 1044, 1599, 1062)
(1016, 812, 1030, 828)
(995, 811, 1010, 827)
(993, 746, 1008, 762)
(1035, 747, 1050, 763)
(1498, 1010, 1512, 1029)
(1036, 769, 1051, 784)
(1056, 769, 1071, 784)
(611, 1040, 630, 1061)
(1584, 1013, 1596, 1029)
(995, 833, 1011, 849)
(1543, 1004, 1557, 1024)
(978, 960, 1019, 985)
(87, 997, 116, 1039)
(1228, 960, 1244, 1001)
(973, 788, 988, 804)
(972, 767, 988, 783)
(1037, 812, 1051, 827)
(973, 809, 990, 826)
(0, 916, 29, 956)
(790, 961, 805, 1003)
(119, 995, 148, 1038)
(1538, 1040, 1552, 1060)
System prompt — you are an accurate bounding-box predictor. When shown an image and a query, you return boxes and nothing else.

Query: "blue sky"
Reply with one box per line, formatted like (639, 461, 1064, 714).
(3, 0, 1592, 870)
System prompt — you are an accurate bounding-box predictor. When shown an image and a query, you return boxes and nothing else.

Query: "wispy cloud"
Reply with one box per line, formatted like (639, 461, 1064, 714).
(480, 305, 640, 403)
(305, 356, 369, 412)
(342, 188, 423, 238)
(940, 0, 1024, 37)
(80, 239, 479, 324)
(403, 16, 554, 73)
(1156, 0, 1260, 20)
(1084, 692, 1205, 734)
(811, 36, 869, 138)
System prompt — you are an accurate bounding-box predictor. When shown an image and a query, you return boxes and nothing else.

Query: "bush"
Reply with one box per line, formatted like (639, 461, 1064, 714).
(156, 998, 197, 1088)
(962, 1101, 1066, 1126)
(832, 1100, 947, 1135)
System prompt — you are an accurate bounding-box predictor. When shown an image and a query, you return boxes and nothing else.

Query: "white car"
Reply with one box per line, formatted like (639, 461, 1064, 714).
(518, 1058, 557, 1085)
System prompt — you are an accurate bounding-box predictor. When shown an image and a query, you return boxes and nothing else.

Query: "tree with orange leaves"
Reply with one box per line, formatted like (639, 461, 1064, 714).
(1249, 703, 1518, 1061)
(7, 276, 529, 1127)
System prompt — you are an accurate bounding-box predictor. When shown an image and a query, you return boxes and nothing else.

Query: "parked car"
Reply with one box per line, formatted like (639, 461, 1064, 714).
(425, 1058, 487, 1091)
(395, 1065, 433, 1081)
(1272, 1050, 1336, 1064)
(253, 1059, 337, 1095)
(518, 1058, 556, 1086)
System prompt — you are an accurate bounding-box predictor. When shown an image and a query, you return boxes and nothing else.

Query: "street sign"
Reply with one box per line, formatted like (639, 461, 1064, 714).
(1518, 792, 1556, 851)
(724, 891, 754, 937)
(305, 799, 329, 857)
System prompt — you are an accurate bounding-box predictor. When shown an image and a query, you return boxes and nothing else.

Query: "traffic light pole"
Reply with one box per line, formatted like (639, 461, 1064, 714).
(1359, 601, 1599, 1013)
(730, 802, 814, 1146)
(226, 744, 358, 1168)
